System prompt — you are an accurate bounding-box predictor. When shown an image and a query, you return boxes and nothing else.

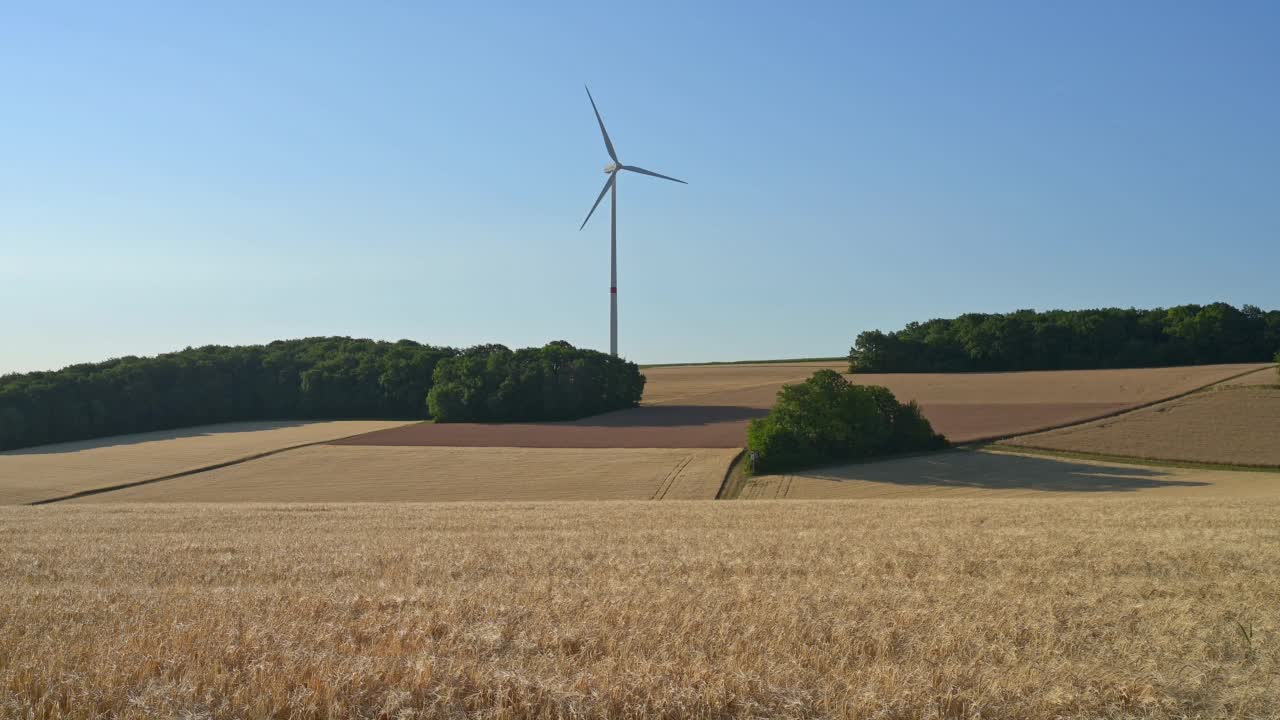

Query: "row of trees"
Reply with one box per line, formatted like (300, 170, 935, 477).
(428, 341, 645, 422)
(746, 370, 947, 473)
(0, 338, 644, 451)
(850, 303, 1280, 373)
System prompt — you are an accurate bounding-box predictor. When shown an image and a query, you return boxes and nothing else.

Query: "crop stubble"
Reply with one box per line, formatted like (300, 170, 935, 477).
(67, 446, 739, 503)
(1001, 385, 1280, 467)
(0, 420, 415, 505)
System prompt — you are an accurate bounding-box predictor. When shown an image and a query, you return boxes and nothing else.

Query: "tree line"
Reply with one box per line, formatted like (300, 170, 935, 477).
(0, 338, 644, 451)
(850, 303, 1280, 373)
(428, 341, 645, 422)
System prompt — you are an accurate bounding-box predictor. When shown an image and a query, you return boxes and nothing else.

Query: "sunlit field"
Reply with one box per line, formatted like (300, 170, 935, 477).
(3, 500, 1277, 719)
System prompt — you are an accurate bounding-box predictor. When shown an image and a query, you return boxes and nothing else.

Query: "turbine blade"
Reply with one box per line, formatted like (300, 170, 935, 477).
(620, 165, 686, 184)
(579, 173, 615, 230)
(585, 86, 618, 163)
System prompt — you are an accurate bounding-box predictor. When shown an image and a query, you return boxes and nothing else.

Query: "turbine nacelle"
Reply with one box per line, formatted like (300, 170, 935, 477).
(579, 85, 687, 357)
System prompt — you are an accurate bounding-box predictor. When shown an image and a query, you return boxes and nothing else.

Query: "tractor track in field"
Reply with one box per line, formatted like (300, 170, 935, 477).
(652, 455, 694, 500)
(24, 428, 393, 506)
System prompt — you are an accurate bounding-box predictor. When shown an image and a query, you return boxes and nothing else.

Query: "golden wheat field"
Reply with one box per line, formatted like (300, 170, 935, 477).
(742, 448, 1280, 500)
(2, 500, 1277, 719)
(0, 420, 415, 505)
(68, 446, 739, 503)
(1002, 386, 1280, 467)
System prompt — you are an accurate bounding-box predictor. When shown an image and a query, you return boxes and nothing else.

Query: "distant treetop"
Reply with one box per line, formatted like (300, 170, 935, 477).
(0, 338, 643, 451)
(849, 303, 1280, 373)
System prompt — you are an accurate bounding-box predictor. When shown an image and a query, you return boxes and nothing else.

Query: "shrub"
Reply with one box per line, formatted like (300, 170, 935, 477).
(746, 370, 947, 474)
(427, 341, 645, 423)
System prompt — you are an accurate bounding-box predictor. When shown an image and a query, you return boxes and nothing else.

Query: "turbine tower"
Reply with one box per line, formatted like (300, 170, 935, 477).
(579, 86, 686, 357)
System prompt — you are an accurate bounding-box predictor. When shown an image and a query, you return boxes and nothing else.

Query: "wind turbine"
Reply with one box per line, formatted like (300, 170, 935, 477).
(579, 85, 686, 357)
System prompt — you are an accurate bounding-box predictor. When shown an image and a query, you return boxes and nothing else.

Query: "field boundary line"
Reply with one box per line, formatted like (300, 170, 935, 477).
(714, 449, 748, 500)
(642, 377, 816, 406)
(24, 425, 414, 506)
(641, 357, 844, 369)
(982, 444, 1280, 474)
(652, 454, 694, 500)
(958, 364, 1277, 446)
(777, 475, 794, 499)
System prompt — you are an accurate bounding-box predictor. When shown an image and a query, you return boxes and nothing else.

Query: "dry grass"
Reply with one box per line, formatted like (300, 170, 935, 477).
(67, 446, 739, 503)
(0, 420, 415, 505)
(744, 448, 1280, 500)
(2, 500, 1277, 719)
(1002, 386, 1280, 467)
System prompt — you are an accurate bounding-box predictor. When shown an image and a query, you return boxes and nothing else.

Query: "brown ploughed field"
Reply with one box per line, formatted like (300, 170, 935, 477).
(1001, 385, 1280, 467)
(68, 446, 738, 503)
(334, 362, 1271, 448)
(0, 420, 414, 505)
(4, 500, 1277, 719)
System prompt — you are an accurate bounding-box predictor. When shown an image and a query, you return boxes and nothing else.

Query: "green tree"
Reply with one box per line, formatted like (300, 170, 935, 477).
(747, 370, 946, 473)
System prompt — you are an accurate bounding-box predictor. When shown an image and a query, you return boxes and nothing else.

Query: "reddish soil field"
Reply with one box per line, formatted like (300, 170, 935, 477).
(332, 401, 1135, 449)
(335, 363, 1268, 449)
(333, 405, 762, 449)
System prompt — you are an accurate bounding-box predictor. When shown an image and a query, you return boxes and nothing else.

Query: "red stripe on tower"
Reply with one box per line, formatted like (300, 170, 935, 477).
(610, 287, 617, 293)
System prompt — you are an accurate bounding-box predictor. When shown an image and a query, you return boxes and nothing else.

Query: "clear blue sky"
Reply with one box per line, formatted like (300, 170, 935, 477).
(3, 2, 1277, 373)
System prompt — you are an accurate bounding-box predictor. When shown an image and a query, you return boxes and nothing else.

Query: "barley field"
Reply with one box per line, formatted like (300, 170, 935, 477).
(67, 446, 739, 503)
(3, 500, 1277, 719)
(0, 420, 415, 505)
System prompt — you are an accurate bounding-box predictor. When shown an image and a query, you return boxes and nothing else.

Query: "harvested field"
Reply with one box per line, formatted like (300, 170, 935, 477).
(742, 448, 1280, 500)
(0, 420, 414, 505)
(69, 446, 739, 503)
(1001, 385, 1280, 467)
(333, 406, 763, 448)
(639, 361, 846, 404)
(1220, 365, 1279, 387)
(3, 500, 1278, 719)
(336, 363, 1271, 448)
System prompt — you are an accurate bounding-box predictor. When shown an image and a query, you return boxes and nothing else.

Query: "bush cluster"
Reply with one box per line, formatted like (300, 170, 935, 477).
(0, 338, 644, 451)
(428, 341, 645, 422)
(746, 370, 947, 474)
(850, 303, 1280, 373)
